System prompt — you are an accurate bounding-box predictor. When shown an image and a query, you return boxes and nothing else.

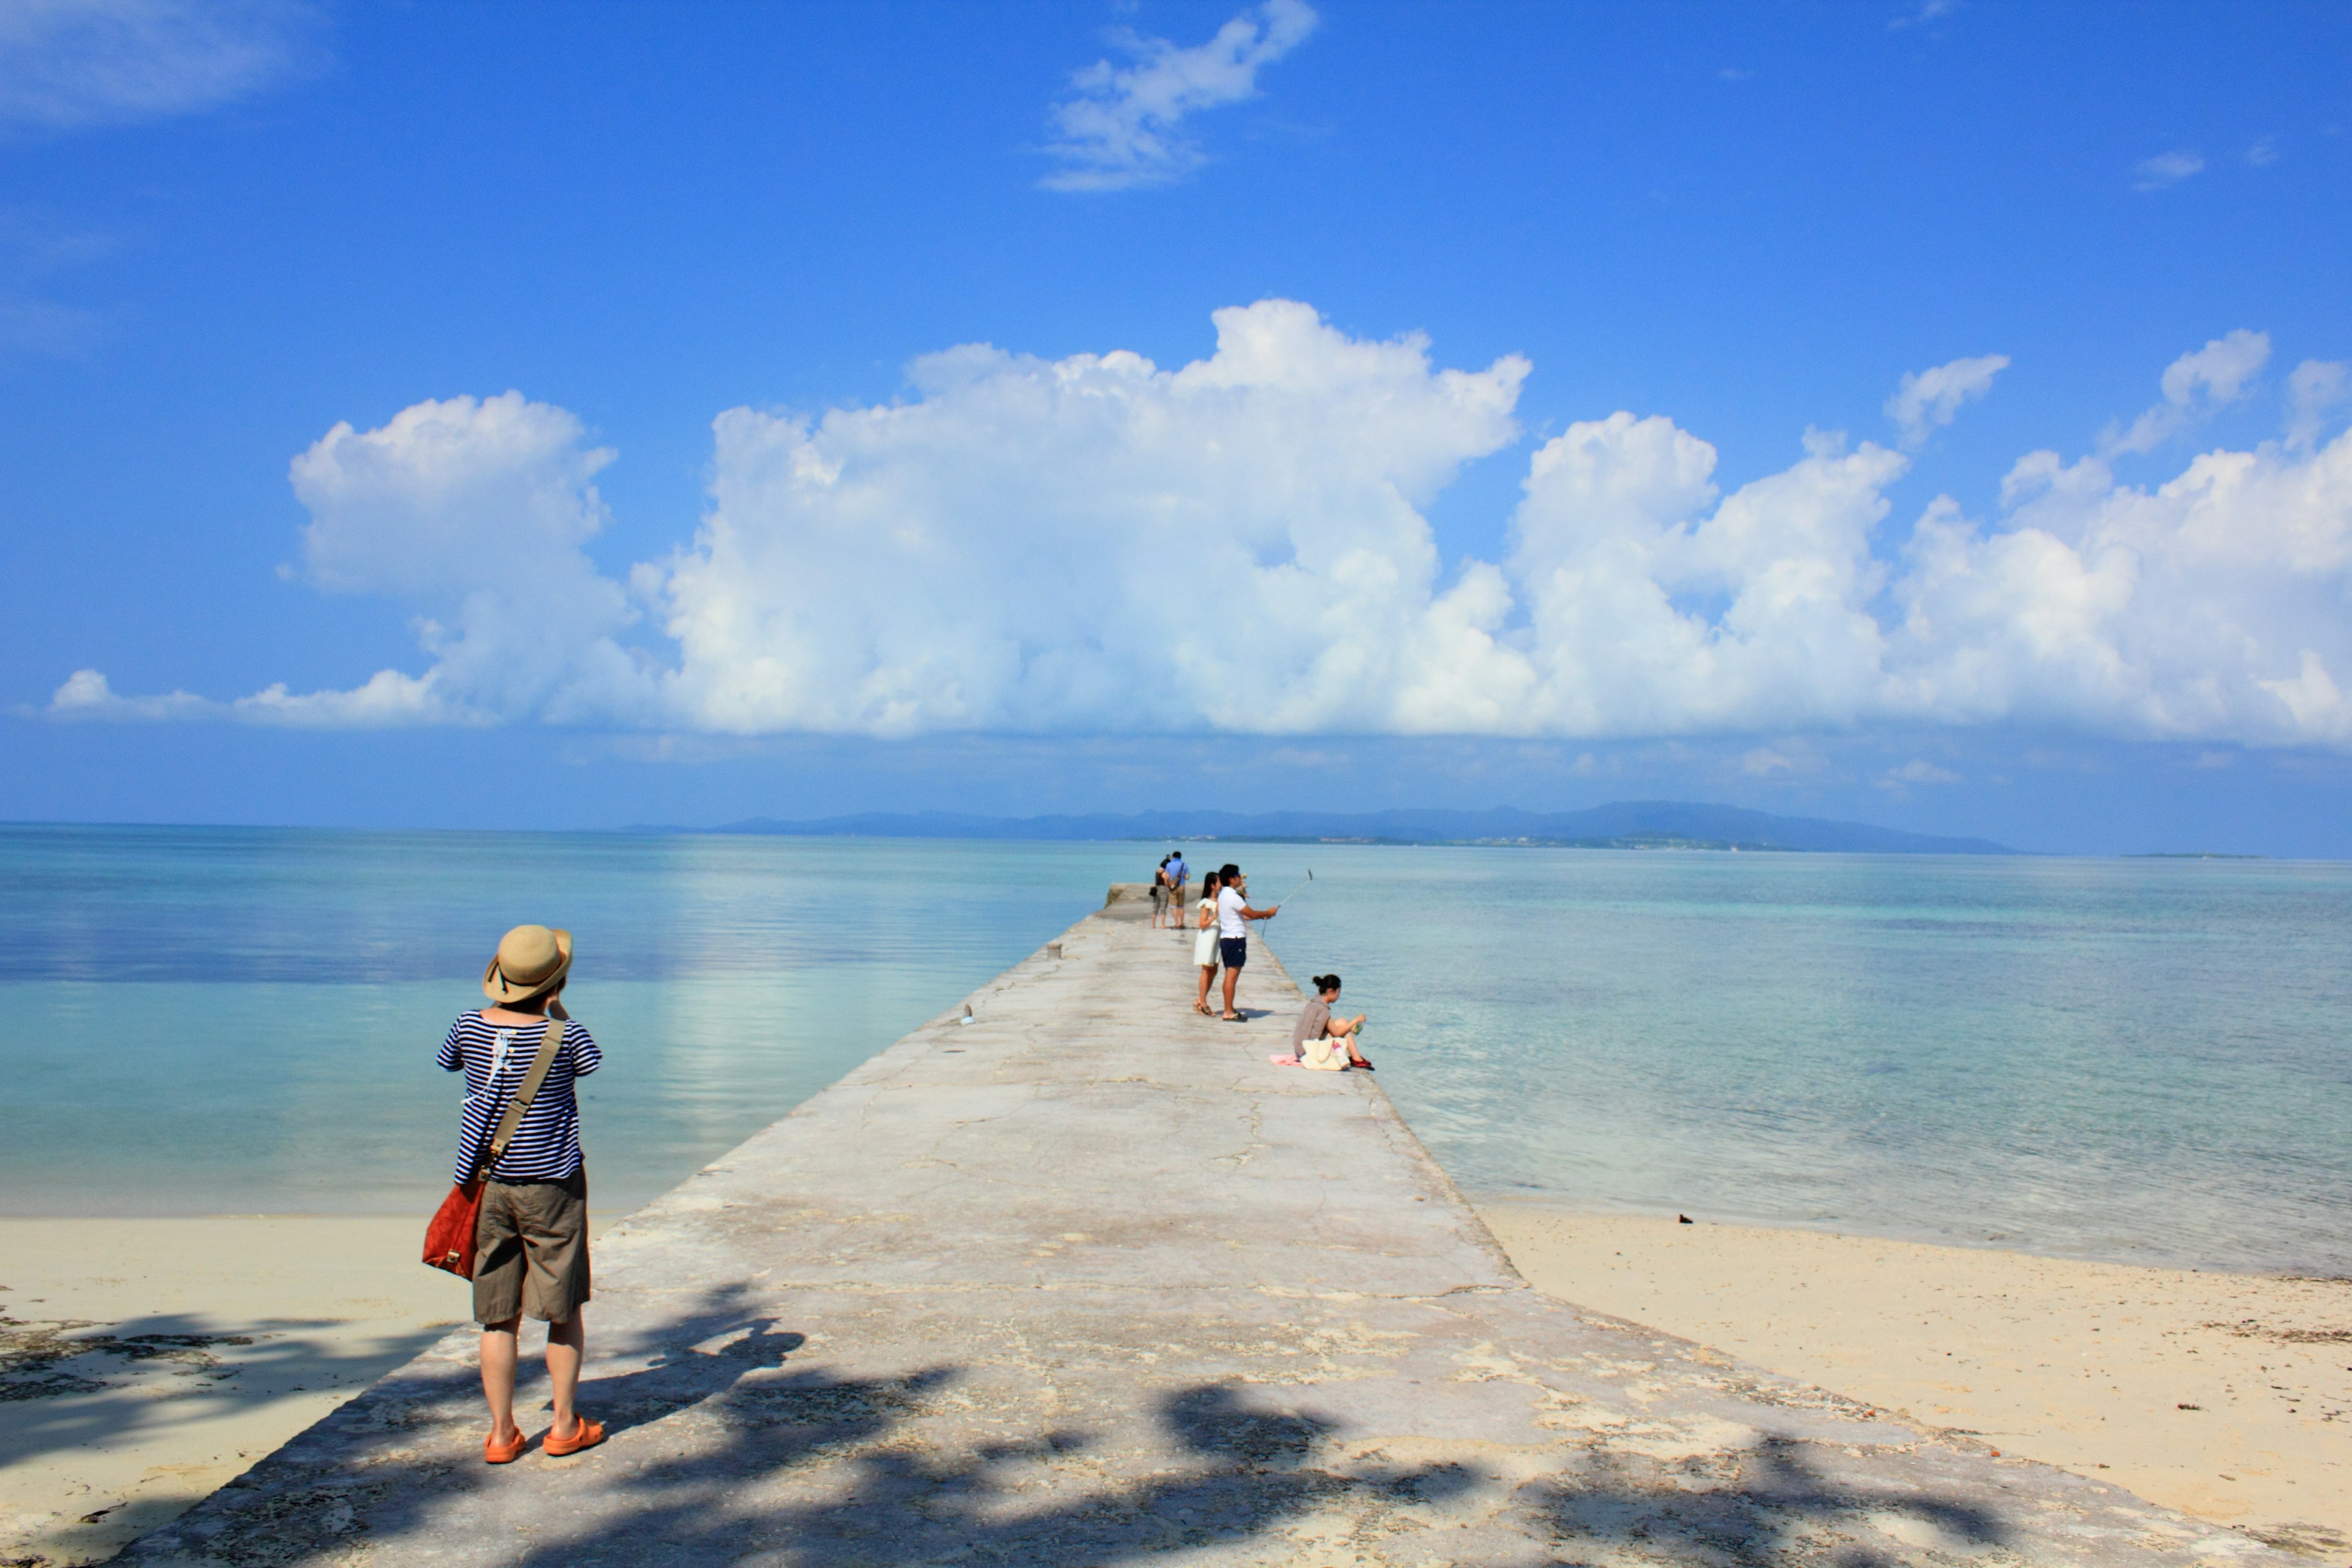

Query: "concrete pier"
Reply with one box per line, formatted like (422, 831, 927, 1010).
(129, 889, 2288, 1565)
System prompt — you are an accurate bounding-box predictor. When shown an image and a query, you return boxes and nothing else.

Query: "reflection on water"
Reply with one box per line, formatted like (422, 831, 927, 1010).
(1271, 848, 2352, 1275)
(4, 827, 2347, 1274)
(0, 828, 1138, 1215)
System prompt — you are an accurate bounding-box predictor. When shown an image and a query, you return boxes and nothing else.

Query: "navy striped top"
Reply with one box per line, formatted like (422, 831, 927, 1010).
(439, 1012, 601, 1185)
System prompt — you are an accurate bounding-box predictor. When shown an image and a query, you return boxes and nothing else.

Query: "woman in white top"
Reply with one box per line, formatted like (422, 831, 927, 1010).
(1192, 872, 1223, 1016)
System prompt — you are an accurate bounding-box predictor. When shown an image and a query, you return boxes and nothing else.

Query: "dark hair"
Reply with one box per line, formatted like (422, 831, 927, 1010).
(1218, 862, 1242, 880)
(1313, 973, 1341, 993)
(1202, 870, 1220, 891)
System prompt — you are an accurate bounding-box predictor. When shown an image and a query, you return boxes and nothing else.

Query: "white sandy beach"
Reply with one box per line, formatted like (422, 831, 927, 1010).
(0, 1217, 591, 1567)
(1479, 1202, 2351, 1556)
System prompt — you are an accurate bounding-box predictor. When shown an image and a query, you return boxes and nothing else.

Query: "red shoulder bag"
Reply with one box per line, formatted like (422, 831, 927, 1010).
(422, 1011, 570, 1277)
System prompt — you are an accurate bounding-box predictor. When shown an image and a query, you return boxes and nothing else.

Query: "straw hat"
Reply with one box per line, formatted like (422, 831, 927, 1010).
(482, 924, 573, 1005)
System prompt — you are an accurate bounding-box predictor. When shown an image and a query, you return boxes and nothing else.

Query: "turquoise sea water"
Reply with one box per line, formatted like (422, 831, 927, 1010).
(2, 826, 2345, 1275)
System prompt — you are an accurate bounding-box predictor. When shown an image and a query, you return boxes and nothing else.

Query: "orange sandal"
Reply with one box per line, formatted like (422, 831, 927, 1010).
(484, 1429, 527, 1464)
(542, 1415, 606, 1458)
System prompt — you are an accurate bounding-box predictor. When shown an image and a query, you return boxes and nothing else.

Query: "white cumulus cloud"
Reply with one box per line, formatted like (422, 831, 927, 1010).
(1885, 353, 2009, 448)
(662, 301, 1526, 734)
(1894, 405, 2352, 742)
(1041, 0, 1317, 192)
(276, 391, 659, 726)
(0, 0, 317, 134)
(1507, 418, 1907, 735)
(48, 668, 206, 719)
(2287, 360, 2350, 451)
(2100, 329, 2269, 456)
(56, 307, 2352, 753)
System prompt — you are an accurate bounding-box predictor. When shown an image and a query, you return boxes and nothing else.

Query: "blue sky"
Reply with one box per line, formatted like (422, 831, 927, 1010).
(4, 1, 2351, 853)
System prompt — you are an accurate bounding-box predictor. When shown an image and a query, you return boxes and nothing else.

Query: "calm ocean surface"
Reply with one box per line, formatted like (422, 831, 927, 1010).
(2, 826, 2345, 1275)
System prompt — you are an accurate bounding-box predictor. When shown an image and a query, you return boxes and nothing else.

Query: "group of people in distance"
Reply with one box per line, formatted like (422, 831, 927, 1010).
(1156, 854, 1370, 1068)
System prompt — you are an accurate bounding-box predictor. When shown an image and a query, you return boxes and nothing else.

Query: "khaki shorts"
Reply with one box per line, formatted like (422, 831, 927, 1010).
(473, 1169, 590, 1325)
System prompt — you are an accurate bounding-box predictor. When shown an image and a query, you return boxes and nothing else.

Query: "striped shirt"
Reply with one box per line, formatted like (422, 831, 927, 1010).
(439, 1012, 601, 1185)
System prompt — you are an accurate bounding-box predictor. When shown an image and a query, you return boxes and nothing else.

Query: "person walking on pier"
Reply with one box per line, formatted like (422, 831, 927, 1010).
(1193, 870, 1223, 1014)
(1213, 863, 1278, 1022)
(1150, 856, 1172, 929)
(442, 924, 607, 1464)
(1167, 851, 1189, 932)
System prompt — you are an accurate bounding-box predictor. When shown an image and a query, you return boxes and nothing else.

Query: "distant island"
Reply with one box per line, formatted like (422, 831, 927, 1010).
(649, 801, 2020, 856)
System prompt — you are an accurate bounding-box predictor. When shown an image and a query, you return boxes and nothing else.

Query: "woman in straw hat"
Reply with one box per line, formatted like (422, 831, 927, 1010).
(439, 923, 607, 1463)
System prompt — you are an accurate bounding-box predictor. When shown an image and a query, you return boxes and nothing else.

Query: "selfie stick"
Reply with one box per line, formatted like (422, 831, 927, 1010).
(1265, 867, 1314, 920)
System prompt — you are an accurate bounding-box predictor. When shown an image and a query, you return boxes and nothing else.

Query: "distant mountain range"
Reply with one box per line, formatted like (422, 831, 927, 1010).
(664, 801, 2018, 856)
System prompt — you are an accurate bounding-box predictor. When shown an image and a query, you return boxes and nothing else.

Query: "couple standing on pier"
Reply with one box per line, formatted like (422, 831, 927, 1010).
(1148, 851, 1188, 927)
(1189, 862, 1272, 1020)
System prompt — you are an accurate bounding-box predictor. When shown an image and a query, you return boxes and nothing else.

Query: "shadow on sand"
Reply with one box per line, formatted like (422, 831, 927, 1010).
(0, 1309, 453, 1469)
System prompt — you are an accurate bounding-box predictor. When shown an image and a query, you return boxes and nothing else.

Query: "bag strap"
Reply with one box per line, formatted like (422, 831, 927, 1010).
(473, 1012, 568, 1181)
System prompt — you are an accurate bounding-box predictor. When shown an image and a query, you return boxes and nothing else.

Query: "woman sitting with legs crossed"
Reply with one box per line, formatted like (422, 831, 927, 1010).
(1292, 973, 1371, 1070)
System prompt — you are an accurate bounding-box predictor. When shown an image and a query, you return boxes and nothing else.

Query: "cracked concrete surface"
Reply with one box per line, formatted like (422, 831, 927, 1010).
(124, 888, 2297, 1565)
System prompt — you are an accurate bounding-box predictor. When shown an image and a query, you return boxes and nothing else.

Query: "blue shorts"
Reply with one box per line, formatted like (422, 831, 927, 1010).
(1219, 937, 1247, 970)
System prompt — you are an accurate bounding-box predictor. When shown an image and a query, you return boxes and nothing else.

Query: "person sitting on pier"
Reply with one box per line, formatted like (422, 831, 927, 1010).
(1292, 973, 1371, 1070)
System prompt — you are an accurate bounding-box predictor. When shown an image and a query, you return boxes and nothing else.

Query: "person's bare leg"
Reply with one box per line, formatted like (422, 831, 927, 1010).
(480, 1319, 522, 1445)
(1196, 964, 1216, 1012)
(1221, 964, 1240, 1017)
(545, 1310, 586, 1440)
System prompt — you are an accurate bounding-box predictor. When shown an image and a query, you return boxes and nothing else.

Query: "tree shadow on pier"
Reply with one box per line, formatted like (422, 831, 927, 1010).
(1532, 1434, 2008, 1567)
(124, 1284, 2015, 1567)
(492, 1371, 1488, 1568)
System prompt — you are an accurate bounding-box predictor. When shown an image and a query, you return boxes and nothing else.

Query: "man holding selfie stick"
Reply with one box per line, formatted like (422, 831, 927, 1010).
(1213, 862, 1278, 1022)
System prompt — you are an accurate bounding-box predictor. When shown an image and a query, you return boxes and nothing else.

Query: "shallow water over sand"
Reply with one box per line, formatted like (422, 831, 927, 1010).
(1276, 847, 2352, 1276)
(3, 826, 2345, 1274)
